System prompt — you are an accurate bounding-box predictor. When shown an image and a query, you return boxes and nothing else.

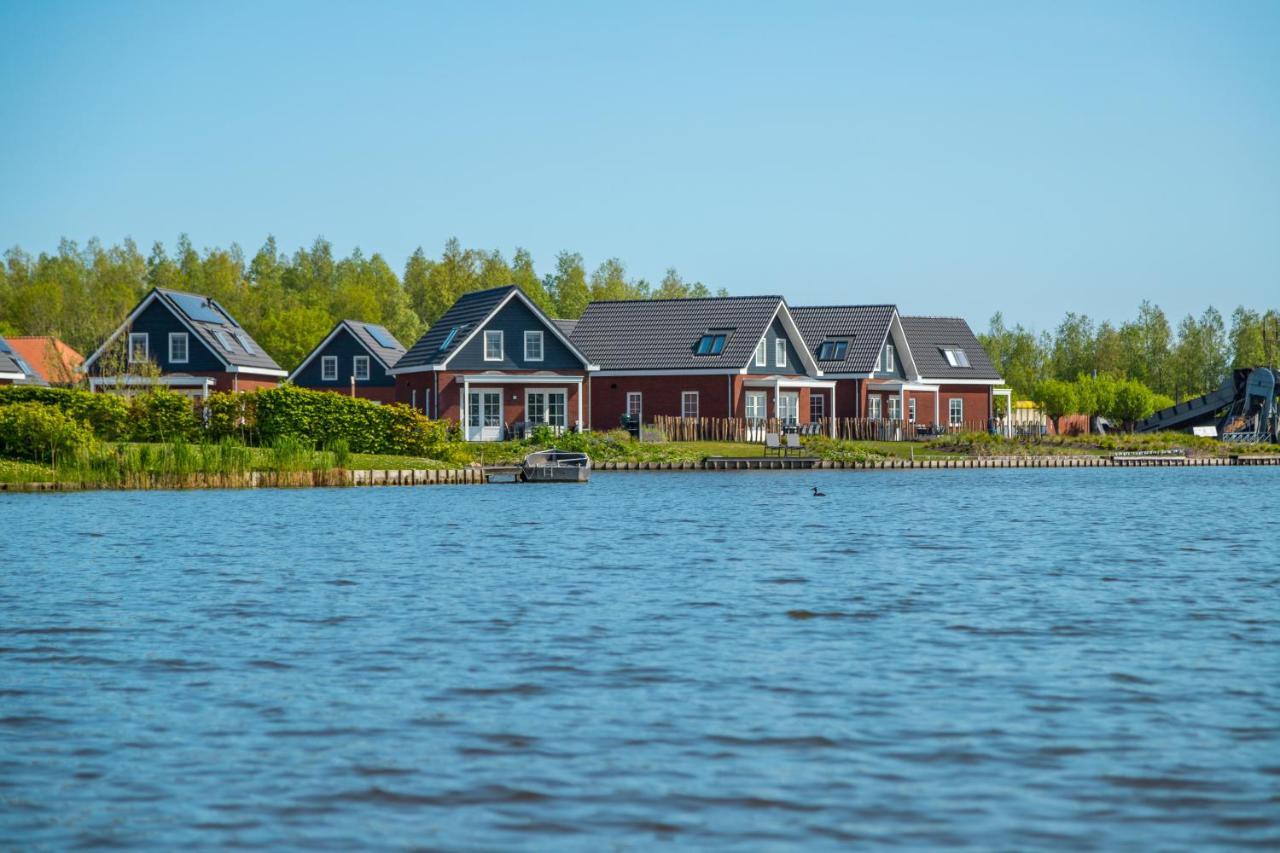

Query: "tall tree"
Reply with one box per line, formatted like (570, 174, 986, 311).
(549, 251, 590, 319)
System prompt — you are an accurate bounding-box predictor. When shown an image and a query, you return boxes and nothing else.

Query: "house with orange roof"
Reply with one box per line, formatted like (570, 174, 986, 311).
(3, 336, 84, 385)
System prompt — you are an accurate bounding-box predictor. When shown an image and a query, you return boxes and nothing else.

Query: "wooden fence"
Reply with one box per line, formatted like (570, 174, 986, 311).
(649, 416, 996, 443)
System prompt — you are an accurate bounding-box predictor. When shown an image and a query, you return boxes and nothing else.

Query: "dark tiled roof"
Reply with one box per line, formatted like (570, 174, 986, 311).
(154, 288, 282, 372)
(0, 335, 48, 385)
(552, 319, 578, 338)
(900, 316, 1002, 381)
(791, 305, 896, 374)
(570, 296, 785, 371)
(343, 320, 406, 368)
(396, 286, 516, 370)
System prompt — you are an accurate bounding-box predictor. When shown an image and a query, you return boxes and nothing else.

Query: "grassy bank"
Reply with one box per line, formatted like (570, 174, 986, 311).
(927, 431, 1280, 457)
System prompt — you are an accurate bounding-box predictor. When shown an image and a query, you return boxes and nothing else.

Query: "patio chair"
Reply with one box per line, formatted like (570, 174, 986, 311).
(764, 432, 782, 456)
(784, 433, 803, 456)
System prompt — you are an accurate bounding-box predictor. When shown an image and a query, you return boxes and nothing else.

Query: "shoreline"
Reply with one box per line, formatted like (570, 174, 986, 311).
(2, 453, 1277, 492)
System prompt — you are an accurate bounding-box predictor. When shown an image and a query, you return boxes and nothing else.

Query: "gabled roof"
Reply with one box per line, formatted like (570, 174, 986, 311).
(83, 287, 285, 376)
(0, 335, 48, 384)
(571, 296, 811, 372)
(290, 320, 407, 378)
(4, 336, 84, 383)
(900, 316, 1002, 381)
(393, 285, 593, 373)
(790, 305, 897, 374)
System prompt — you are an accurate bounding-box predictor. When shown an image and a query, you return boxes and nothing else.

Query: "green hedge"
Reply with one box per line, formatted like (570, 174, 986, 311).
(0, 402, 98, 463)
(0, 385, 130, 439)
(0, 384, 467, 463)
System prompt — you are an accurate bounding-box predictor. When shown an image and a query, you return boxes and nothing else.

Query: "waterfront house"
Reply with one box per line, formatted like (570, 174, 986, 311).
(391, 286, 596, 440)
(899, 315, 1006, 429)
(2, 336, 83, 385)
(569, 296, 835, 433)
(791, 304, 920, 422)
(0, 335, 47, 385)
(289, 320, 406, 403)
(82, 288, 286, 398)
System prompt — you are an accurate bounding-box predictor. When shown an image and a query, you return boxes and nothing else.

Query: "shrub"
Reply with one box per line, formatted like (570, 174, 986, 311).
(203, 391, 257, 443)
(129, 389, 198, 442)
(0, 385, 130, 439)
(0, 402, 98, 463)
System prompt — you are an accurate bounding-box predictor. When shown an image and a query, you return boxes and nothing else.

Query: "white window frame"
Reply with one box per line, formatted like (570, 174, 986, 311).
(626, 391, 642, 423)
(352, 355, 370, 381)
(810, 392, 824, 421)
(888, 395, 902, 421)
(777, 391, 799, 425)
(168, 332, 188, 364)
(908, 398, 917, 423)
(525, 387, 568, 427)
(484, 330, 504, 362)
(524, 330, 544, 362)
(949, 398, 964, 426)
(775, 338, 786, 369)
(128, 332, 149, 363)
(868, 395, 882, 419)
(681, 391, 699, 420)
(754, 338, 767, 367)
(885, 343, 895, 372)
(321, 356, 338, 381)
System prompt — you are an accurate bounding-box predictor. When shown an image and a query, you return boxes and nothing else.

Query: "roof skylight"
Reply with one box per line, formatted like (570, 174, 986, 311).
(941, 347, 971, 367)
(694, 333, 727, 356)
(817, 340, 849, 360)
(439, 327, 460, 352)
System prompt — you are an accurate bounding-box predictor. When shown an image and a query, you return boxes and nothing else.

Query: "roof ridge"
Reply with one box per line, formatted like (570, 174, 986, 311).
(902, 314, 969, 321)
(585, 295, 778, 305)
(793, 304, 897, 309)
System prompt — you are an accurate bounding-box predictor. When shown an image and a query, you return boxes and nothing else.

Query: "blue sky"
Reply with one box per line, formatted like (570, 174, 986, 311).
(1, 1, 1276, 331)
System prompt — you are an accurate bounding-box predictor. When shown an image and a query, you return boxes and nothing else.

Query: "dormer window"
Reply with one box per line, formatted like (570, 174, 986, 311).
(941, 347, 971, 368)
(694, 333, 727, 356)
(439, 326, 459, 352)
(817, 340, 848, 361)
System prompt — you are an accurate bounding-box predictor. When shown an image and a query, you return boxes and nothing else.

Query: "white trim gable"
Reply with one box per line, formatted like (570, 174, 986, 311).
(290, 321, 395, 383)
(83, 289, 233, 374)
(773, 302, 824, 377)
(403, 287, 596, 374)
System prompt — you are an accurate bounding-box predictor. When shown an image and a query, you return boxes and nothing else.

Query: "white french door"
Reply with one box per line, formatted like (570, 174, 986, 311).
(466, 389, 503, 441)
(778, 392, 799, 427)
(745, 391, 767, 441)
(526, 389, 567, 433)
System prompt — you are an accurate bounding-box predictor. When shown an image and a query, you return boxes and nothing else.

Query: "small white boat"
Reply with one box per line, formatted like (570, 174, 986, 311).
(522, 448, 591, 483)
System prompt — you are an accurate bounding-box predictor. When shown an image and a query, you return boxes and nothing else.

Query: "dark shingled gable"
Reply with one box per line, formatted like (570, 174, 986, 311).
(900, 316, 1002, 381)
(344, 321, 406, 369)
(791, 305, 896, 374)
(569, 296, 786, 371)
(153, 288, 282, 372)
(395, 286, 516, 370)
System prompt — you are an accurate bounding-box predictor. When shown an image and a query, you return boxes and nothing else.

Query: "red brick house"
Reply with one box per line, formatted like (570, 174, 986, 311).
(82, 288, 286, 398)
(391, 286, 596, 440)
(568, 296, 835, 434)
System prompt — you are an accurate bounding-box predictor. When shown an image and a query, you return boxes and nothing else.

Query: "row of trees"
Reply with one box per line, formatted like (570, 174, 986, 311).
(0, 236, 723, 370)
(1032, 375, 1174, 433)
(980, 302, 1280, 403)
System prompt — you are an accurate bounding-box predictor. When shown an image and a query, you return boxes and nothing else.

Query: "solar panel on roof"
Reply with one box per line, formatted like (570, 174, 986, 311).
(365, 325, 399, 349)
(169, 292, 229, 325)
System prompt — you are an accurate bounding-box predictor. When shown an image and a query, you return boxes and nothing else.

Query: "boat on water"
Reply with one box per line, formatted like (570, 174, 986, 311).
(522, 448, 591, 483)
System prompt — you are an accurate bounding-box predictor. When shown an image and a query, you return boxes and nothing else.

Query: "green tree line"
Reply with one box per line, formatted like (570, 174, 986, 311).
(981, 301, 1280, 404)
(0, 236, 724, 370)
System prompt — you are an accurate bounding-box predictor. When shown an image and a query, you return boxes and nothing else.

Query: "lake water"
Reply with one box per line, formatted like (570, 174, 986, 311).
(1, 469, 1278, 850)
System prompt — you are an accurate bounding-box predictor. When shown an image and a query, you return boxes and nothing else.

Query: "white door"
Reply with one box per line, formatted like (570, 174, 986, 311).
(467, 389, 503, 441)
(745, 391, 767, 440)
(778, 392, 799, 428)
(526, 389, 567, 433)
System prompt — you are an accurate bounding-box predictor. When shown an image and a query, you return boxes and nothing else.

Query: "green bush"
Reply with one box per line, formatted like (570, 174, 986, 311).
(0, 402, 98, 463)
(129, 389, 198, 442)
(0, 385, 130, 439)
(203, 391, 257, 442)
